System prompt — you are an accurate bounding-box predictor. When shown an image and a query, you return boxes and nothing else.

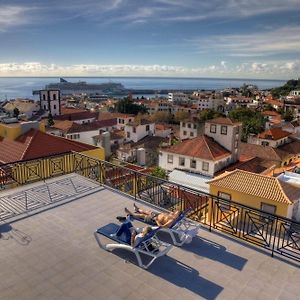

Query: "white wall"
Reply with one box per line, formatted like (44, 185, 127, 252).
(159, 151, 216, 177)
(125, 123, 155, 142)
(180, 121, 198, 140)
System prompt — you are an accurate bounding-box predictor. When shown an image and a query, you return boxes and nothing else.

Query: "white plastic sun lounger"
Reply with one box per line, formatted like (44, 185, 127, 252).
(94, 223, 173, 269)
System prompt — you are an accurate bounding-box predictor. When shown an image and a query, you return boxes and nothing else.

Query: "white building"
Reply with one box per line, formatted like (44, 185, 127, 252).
(39, 90, 61, 116)
(205, 117, 242, 163)
(159, 135, 231, 177)
(247, 128, 291, 148)
(168, 92, 190, 104)
(125, 119, 155, 143)
(180, 119, 199, 140)
(290, 90, 300, 97)
(155, 124, 172, 138)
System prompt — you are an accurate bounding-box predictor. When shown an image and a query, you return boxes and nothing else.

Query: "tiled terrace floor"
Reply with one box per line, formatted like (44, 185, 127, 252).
(0, 175, 300, 300)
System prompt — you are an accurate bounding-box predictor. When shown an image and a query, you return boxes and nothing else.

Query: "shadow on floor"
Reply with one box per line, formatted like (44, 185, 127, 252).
(110, 248, 223, 300)
(0, 223, 32, 245)
(149, 256, 223, 300)
(182, 235, 247, 271)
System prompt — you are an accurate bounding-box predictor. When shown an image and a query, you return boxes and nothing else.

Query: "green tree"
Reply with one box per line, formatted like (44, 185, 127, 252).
(116, 97, 148, 115)
(47, 113, 55, 127)
(271, 79, 300, 98)
(282, 110, 294, 122)
(13, 107, 20, 118)
(228, 108, 265, 142)
(174, 111, 190, 122)
(198, 109, 223, 121)
(151, 166, 168, 180)
(149, 111, 170, 123)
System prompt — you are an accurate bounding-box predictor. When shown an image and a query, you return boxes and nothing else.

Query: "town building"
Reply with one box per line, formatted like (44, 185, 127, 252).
(39, 90, 61, 116)
(0, 127, 104, 164)
(208, 169, 300, 221)
(247, 128, 291, 148)
(3, 99, 40, 119)
(125, 119, 155, 143)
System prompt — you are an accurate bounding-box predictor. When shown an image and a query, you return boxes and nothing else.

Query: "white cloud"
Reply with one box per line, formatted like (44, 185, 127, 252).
(0, 5, 33, 31)
(191, 26, 300, 57)
(0, 61, 299, 78)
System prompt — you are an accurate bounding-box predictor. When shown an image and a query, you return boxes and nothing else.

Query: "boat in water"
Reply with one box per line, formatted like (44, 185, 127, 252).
(33, 78, 127, 96)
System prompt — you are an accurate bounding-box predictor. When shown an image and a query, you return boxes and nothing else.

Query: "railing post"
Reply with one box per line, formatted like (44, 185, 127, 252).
(25, 191, 28, 211)
(134, 172, 137, 201)
(209, 196, 213, 232)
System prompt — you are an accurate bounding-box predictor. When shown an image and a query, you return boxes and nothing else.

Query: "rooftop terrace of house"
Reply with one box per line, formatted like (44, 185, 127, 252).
(1, 173, 300, 300)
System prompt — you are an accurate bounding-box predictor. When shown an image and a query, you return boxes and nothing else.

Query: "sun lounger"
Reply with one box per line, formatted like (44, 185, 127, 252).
(130, 208, 201, 246)
(94, 223, 173, 269)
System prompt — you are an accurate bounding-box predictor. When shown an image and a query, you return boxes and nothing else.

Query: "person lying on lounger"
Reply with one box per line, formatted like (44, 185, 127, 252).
(115, 219, 153, 247)
(124, 203, 181, 228)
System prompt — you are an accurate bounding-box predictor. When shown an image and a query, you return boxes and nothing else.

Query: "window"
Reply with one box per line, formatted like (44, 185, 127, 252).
(218, 191, 231, 210)
(261, 141, 269, 146)
(167, 154, 173, 163)
(54, 104, 56, 110)
(210, 124, 216, 133)
(261, 203, 276, 215)
(193, 124, 197, 129)
(127, 132, 130, 138)
(182, 122, 186, 127)
(202, 162, 209, 171)
(190, 132, 194, 137)
(221, 125, 228, 135)
(53, 94, 56, 100)
(179, 157, 185, 166)
(133, 127, 136, 133)
(44, 105, 46, 110)
(190, 159, 196, 169)
(43, 94, 46, 100)
(183, 130, 187, 136)
(146, 125, 150, 131)
(187, 123, 191, 128)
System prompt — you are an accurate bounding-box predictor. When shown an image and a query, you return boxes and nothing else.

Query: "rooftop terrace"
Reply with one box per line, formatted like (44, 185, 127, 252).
(0, 174, 300, 300)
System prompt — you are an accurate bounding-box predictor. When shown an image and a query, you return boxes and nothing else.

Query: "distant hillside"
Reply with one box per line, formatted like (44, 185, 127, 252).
(271, 79, 300, 98)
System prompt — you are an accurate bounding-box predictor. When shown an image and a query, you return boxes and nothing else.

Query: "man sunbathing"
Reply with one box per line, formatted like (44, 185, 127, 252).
(124, 203, 181, 228)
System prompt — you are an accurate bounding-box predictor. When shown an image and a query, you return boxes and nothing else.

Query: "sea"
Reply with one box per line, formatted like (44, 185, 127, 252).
(0, 77, 285, 101)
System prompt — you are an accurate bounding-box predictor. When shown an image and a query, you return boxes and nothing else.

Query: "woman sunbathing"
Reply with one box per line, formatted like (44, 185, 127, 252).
(124, 203, 181, 228)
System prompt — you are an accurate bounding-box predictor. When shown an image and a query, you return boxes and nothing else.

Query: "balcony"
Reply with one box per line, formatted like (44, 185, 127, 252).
(0, 153, 300, 299)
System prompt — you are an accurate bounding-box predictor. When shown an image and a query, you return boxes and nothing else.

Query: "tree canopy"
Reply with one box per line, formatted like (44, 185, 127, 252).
(198, 109, 223, 121)
(228, 108, 265, 142)
(116, 97, 148, 115)
(271, 79, 300, 98)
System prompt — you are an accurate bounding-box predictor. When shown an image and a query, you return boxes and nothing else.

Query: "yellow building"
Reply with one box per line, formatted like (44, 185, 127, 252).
(208, 169, 300, 221)
(0, 120, 45, 140)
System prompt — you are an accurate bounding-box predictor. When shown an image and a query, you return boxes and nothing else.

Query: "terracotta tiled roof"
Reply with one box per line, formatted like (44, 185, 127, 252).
(54, 111, 98, 121)
(208, 169, 300, 204)
(206, 117, 241, 125)
(216, 157, 277, 175)
(127, 119, 153, 126)
(155, 124, 172, 131)
(257, 128, 291, 140)
(278, 140, 300, 155)
(60, 107, 87, 115)
(240, 143, 287, 162)
(66, 119, 117, 134)
(52, 120, 74, 131)
(98, 112, 134, 121)
(262, 110, 280, 117)
(161, 135, 231, 161)
(0, 129, 97, 164)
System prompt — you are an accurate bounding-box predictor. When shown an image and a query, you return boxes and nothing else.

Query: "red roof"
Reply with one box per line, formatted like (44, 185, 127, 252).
(0, 129, 97, 164)
(161, 135, 231, 161)
(54, 111, 98, 121)
(257, 128, 291, 140)
(206, 117, 241, 125)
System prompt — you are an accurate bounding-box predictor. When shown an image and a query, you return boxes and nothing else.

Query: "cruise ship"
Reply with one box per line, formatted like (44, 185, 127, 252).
(37, 78, 127, 95)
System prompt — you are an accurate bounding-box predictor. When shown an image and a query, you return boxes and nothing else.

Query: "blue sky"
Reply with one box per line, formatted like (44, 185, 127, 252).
(0, 0, 300, 78)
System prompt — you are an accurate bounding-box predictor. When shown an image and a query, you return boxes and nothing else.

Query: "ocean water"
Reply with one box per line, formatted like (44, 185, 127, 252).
(0, 76, 285, 100)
